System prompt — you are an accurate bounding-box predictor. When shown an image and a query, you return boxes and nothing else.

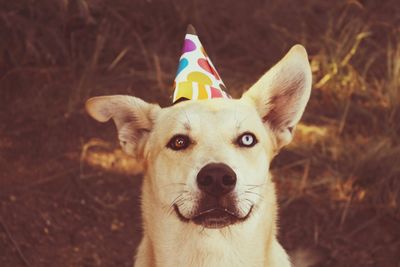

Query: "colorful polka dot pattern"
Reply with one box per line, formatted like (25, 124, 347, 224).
(172, 32, 229, 104)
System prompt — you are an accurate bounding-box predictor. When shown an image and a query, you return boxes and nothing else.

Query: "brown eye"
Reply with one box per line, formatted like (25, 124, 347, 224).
(237, 132, 257, 147)
(167, 135, 191, 151)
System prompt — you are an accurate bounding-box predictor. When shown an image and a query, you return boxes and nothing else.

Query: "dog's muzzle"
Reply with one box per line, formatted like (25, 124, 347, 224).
(174, 163, 253, 228)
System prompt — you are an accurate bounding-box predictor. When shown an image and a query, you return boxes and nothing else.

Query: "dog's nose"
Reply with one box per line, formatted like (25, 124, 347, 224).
(197, 163, 237, 196)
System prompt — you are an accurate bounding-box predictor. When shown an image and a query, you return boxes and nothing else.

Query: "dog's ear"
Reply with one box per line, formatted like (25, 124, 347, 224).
(242, 45, 312, 149)
(86, 95, 160, 158)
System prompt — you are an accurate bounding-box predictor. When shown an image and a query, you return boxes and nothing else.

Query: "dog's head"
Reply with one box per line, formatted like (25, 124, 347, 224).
(86, 45, 311, 229)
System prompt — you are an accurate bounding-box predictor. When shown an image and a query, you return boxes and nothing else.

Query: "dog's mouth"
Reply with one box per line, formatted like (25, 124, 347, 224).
(174, 204, 253, 229)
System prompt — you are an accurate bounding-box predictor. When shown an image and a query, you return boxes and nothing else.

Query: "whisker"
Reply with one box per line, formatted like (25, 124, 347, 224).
(162, 182, 187, 188)
(243, 183, 266, 189)
(169, 193, 184, 210)
(244, 190, 264, 199)
(236, 189, 263, 199)
(244, 198, 255, 207)
(167, 192, 198, 218)
(238, 204, 247, 215)
(168, 190, 190, 195)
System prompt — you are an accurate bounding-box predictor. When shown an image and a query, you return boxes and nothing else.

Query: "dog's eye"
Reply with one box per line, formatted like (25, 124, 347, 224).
(237, 132, 257, 147)
(167, 135, 191, 151)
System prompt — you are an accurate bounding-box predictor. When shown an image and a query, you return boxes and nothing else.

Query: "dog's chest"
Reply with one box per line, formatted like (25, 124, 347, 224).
(156, 232, 267, 267)
(161, 249, 260, 267)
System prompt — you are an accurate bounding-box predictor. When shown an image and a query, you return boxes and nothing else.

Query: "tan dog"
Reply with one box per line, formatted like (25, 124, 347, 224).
(86, 44, 312, 267)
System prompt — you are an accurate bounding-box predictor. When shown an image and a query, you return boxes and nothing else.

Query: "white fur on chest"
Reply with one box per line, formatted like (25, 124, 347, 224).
(155, 224, 267, 267)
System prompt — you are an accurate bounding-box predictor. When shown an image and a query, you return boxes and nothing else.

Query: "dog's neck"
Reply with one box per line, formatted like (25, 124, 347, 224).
(139, 176, 281, 267)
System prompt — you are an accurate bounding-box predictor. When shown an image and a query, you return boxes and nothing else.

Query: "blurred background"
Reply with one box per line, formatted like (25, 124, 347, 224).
(1, 0, 399, 266)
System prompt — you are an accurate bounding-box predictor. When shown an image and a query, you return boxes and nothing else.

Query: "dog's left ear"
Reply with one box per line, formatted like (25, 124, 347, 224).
(86, 95, 161, 158)
(242, 45, 312, 149)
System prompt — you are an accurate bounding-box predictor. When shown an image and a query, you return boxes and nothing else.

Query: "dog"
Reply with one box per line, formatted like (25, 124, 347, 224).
(86, 44, 312, 267)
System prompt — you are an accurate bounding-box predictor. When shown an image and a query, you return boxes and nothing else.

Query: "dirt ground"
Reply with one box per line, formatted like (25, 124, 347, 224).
(1, 0, 400, 266)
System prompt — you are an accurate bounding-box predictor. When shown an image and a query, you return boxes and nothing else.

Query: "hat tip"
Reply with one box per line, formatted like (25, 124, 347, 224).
(186, 24, 197, 35)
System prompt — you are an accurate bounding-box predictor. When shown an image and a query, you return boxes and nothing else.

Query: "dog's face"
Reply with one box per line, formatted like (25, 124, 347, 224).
(146, 98, 274, 228)
(86, 45, 312, 229)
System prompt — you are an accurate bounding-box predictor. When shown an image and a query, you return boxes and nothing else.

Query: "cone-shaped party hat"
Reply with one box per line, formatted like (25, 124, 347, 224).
(172, 25, 229, 104)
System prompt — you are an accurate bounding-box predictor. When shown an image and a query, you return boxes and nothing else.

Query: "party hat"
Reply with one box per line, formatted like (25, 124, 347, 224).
(172, 25, 229, 104)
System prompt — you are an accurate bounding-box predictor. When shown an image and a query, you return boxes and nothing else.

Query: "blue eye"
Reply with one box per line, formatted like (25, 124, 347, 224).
(237, 132, 257, 147)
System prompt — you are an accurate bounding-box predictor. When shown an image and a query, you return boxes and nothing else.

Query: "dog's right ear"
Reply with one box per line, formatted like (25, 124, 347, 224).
(86, 95, 161, 158)
(242, 45, 312, 150)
